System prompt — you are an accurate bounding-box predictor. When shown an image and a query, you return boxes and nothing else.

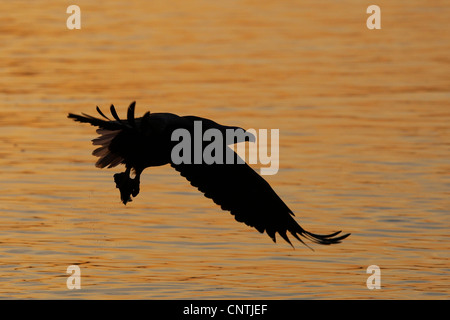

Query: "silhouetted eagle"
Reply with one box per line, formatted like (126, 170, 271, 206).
(68, 102, 349, 248)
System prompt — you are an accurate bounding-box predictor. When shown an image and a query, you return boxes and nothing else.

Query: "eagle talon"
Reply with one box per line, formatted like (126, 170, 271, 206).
(131, 182, 140, 197)
(113, 172, 141, 205)
(114, 172, 132, 204)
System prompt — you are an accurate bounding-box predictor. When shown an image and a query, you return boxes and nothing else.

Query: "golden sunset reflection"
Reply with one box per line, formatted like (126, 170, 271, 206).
(0, 1, 448, 299)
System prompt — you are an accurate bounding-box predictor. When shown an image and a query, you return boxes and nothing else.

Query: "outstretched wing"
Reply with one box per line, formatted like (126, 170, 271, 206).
(171, 157, 350, 248)
(68, 102, 142, 168)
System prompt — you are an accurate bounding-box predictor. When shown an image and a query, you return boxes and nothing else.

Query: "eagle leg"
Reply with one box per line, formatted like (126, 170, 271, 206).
(131, 168, 142, 198)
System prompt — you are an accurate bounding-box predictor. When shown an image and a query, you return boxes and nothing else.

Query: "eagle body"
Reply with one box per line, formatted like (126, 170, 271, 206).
(68, 102, 350, 248)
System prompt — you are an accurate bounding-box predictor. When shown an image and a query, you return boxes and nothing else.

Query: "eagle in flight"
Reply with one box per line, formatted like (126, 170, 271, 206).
(68, 102, 350, 248)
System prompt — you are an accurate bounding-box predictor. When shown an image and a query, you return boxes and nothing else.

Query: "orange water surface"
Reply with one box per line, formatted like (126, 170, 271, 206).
(0, 1, 448, 299)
